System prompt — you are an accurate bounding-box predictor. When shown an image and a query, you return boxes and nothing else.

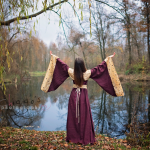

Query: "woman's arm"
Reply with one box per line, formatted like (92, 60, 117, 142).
(90, 52, 124, 97)
(41, 51, 69, 93)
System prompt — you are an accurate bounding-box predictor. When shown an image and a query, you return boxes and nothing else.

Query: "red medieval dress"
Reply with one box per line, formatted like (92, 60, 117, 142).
(41, 54, 124, 146)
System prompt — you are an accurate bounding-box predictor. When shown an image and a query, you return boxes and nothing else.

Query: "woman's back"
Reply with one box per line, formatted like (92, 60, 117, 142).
(68, 68, 91, 86)
(74, 57, 87, 87)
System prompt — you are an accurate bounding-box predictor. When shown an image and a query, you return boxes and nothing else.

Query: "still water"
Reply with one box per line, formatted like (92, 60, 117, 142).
(0, 76, 150, 139)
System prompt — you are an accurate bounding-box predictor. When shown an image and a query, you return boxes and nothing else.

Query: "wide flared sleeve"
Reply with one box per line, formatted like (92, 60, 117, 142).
(90, 56, 124, 97)
(41, 54, 69, 93)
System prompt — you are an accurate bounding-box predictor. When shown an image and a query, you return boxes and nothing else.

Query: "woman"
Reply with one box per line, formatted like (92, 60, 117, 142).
(41, 51, 124, 145)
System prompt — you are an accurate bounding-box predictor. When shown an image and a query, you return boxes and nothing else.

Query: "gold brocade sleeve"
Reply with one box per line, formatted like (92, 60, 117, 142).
(104, 56, 124, 97)
(41, 54, 59, 93)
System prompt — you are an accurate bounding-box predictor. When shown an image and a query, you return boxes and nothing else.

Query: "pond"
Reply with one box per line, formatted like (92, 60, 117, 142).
(0, 76, 150, 139)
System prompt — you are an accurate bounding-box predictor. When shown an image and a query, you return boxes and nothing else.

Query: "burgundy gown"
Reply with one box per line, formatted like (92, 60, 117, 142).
(44, 56, 123, 146)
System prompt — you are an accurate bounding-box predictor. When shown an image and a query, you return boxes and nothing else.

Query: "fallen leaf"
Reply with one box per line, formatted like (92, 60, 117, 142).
(123, 140, 127, 143)
(127, 145, 131, 149)
(64, 143, 68, 147)
(103, 145, 111, 149)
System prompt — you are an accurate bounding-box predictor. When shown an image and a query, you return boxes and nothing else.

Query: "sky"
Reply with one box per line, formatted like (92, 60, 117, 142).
(33, 0, 80, 47)
(35, 13, 61, 47)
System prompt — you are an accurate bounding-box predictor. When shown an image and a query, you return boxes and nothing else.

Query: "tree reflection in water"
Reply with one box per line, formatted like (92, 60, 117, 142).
(0, 77, 150, 139)
(90, 81, 150, 139)
(0, 77, 46, 129)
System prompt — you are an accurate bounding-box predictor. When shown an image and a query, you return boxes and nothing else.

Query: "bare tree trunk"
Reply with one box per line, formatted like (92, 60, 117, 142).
(146, 2, 150, 64)
(128, 89, 132, 124)
(82, 50, 88, 69)
(99, 12, 105, 60)
(127, 28, 132, 65)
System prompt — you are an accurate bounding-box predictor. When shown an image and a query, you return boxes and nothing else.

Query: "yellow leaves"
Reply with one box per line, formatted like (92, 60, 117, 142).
(11, 57, 13, 63)
(8, 26, 10, 32)
(73, 0, 76, 7)
(29, 29, 32, 37)
(59, 11, 62, 27)
(21, 56, 23, 61)
(88, 0, 91, 9)
(119, 46, 123, 52)
(79, 3, 81, 9)
(73, 0, 76, 17)
(36, 19, 38, 24)
(81, 11, 83, 21)
(59, 0, 61, 9)
(33, 22, 36, 33)
(17, 17, 20, 24)
(79, 2, 83, 21)
(6, 50, 11, 72)
(51, 0, 54, 4)
(42, 1, 47, 11)
(89, 9, 92, 38)
(59, 19, 61, 26)
(60, 12, 61, 18)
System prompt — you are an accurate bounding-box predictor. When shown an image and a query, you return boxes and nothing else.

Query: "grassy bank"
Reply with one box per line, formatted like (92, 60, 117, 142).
(0, 74, 20, 85)
(29, 71, 46, 76)
(118, 74, 150, 82)
(0, 127, 145, 150)
(1, 71, 150, 84)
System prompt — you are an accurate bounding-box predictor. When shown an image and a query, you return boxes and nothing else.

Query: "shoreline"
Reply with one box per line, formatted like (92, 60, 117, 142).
(1, 74, 150, 88)
(118, 74, 150, 82)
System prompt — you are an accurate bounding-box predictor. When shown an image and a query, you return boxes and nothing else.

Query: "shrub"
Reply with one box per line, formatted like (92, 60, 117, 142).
(126, 122, 150, 148)
(124, 58, 149, 75)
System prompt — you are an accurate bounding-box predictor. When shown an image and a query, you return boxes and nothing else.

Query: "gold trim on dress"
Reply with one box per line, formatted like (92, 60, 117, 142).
(41, 54, 59, 93)
(104, 56, 124, 97)
(73, 84, 87, 89)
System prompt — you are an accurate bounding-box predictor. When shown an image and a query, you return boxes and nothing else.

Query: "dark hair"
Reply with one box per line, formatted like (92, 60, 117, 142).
(74, 58, 87, 87)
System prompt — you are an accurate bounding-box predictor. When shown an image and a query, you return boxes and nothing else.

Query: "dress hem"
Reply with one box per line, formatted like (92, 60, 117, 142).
(66, 136, 97, 146)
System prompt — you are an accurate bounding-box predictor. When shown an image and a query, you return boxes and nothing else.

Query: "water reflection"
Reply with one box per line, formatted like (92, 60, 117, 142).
(0, 77, 150, 139)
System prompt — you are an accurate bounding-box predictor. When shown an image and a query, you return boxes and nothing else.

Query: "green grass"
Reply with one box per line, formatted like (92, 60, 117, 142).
(1, 73, 21, 84)
(29, 71, 46, 76)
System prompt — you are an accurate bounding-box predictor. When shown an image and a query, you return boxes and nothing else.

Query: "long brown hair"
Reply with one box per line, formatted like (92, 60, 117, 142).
(74, 58, 87, 87)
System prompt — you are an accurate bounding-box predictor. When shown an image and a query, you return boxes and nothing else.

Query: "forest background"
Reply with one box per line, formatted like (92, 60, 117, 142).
(0, 0, 150, 91)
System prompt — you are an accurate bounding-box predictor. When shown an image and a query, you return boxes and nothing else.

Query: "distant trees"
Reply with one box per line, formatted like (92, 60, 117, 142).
(2, 28, 48, 77)
(141, 0, 150, 64)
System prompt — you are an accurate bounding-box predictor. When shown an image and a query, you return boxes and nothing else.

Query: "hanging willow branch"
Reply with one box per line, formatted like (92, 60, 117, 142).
(0, 0, 68, 26)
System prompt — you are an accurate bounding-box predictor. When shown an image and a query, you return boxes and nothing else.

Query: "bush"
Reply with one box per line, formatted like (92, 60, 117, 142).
(125, 69, 131, 75)
(126, 122, 150, 148)
(125, 57, 149, 75)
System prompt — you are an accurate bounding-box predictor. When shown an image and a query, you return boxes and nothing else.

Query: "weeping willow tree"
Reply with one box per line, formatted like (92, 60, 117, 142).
(0, 0, 92, 94)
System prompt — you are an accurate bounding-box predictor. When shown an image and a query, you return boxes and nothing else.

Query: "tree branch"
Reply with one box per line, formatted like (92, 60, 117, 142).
(94, 0, 125, 18)
(0, 0, 68, 26)
(8, 30, 20, 43)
